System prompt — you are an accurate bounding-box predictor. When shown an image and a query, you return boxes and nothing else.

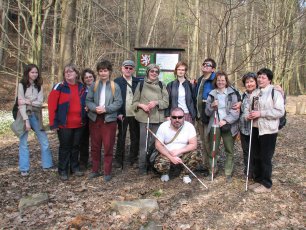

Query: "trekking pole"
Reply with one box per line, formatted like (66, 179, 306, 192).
(145, 113, 150, 171)
(211, 111, 217, 181)
(245, 96, 257, 191)
(121, 117, 124, 170)
(146, 128, 208, 189)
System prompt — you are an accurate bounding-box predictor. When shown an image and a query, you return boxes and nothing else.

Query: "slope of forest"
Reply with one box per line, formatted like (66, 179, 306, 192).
(0, 114, 305, 229)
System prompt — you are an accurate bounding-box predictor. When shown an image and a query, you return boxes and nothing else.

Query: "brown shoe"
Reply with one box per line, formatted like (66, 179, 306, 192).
(253, 185, 271, 193)
(248, 182, 261, 190)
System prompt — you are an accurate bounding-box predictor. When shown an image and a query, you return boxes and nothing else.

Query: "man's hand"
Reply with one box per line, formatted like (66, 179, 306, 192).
(18, 98, 31, 106)
(169, 155, 182, 165)
(169, 149, 182, 157)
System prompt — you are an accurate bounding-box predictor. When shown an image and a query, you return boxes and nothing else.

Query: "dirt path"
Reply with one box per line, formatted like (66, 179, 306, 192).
(0, 115, 305, 229)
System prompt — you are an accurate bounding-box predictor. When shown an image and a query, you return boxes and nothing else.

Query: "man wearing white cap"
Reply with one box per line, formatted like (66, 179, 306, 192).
(114, 60, 140, 168)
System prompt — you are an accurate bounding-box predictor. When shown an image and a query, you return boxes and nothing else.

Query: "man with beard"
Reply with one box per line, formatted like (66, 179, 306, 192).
(153, 107, 202, 183)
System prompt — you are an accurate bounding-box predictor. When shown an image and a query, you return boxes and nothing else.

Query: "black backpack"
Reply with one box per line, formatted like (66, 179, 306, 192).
(272, 88, 286, 130)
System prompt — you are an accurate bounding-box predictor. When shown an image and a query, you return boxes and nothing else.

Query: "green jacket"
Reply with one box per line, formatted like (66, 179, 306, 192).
(132, 77, 169, 124)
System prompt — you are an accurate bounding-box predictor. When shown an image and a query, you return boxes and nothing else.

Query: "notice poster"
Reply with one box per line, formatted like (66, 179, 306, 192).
(159, 72, 175, 85)
(136, 52, 155, 77)
(156, 53, 179, 70)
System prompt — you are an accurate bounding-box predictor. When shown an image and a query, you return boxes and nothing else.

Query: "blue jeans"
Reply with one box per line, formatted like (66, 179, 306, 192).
(19, 113, 53, 171)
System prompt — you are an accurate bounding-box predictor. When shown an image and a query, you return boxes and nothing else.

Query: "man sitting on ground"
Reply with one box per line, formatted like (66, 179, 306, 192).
(153, 107, 202, 183)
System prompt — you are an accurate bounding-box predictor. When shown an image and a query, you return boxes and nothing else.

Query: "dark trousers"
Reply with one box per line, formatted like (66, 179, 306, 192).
(89, 116, 116, 175)
(251, 127, 278, 188)
(79, 122, 90, 168)
(115, 116, 140, 165)
(57, 127, 83, 175)
(240, 132, 253, 177)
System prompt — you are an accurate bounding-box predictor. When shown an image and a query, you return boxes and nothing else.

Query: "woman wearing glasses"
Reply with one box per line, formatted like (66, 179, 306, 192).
(165, 61, 196, 124)
(132, 64, 169, 175)
(48, 64, 87, 180)
(205, 71, 240, 183)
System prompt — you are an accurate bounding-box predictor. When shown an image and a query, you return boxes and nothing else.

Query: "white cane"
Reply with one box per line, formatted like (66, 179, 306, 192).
(211, 111, 217, 181)
(147, 128, 208, 189)
(245, 120, 253, 191)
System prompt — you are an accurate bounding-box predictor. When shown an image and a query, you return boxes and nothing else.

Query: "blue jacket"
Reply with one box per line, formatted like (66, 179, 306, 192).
(195, 72, 216, 100)
(114, 75, 139, 116)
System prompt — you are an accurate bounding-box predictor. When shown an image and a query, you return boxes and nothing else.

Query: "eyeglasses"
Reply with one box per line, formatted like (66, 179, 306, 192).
(149, 69, 159, 74)
(65, 69, 75, 73)
(124, 66, 134, 71)
(171, 116, 184, 120)
(203, 63, 213, 67)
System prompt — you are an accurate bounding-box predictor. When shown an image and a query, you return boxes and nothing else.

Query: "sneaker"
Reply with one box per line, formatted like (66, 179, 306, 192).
(104, 175, 112, 182)
(43, 166, 56, 172)
(253, 184, 272, 193)
(183, 175, 192, 184)
(21, 171, 29, 177)
(160, 174, 170, 182)
(59, 173, 68, 181)
(248, 182, 261, 190)
(88, 172, 102, 179)
(226, 176, 232, 183)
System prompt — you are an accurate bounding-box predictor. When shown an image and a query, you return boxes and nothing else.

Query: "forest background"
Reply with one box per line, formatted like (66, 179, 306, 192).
(0, 0, 305, 106)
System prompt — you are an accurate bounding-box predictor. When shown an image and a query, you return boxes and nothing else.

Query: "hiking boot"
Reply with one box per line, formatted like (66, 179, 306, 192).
(73, 170, 84, 177)
(226, 176, 232, 183)
(249, 182, 261, 190)
(253, 185, 271, 193)
(21, 171, 29, 177)
(59, 173, 68, 181)
(160, 174, 169, 182)
(88, 172, 102, 179)
(113, 161, 122, 168)
(104, 175, 112, 182)
(182, 175, 192, 184)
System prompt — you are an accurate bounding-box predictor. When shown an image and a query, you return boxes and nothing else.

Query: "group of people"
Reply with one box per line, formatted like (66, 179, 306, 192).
(12, 57, 285, 193)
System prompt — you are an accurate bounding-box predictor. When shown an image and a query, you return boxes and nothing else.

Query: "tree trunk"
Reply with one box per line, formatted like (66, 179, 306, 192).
(145, 0, 162, 46)
(189, 0, 199, 80)
(51, 0, 59, 87)
(58, 0, 77, 80)
(135, 0, 144, 47)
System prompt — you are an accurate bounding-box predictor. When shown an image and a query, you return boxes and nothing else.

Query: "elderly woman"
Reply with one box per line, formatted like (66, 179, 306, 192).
(247, 68, 285, 193)
(165, 61, 196, 124)
(132, 64, 169, 175)
(205, 71, 240, 183)
(239, 72, 257, 178)
(12, 64, 53, 176)
(48, 64, 87, 180)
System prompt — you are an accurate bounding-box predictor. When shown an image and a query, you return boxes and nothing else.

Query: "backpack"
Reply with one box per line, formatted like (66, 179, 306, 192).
(272, 88, 286, 130)
(12, 83, 41, 120)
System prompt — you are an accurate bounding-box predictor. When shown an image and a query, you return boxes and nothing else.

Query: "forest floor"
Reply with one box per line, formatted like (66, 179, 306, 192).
(0, 114, 305, 229)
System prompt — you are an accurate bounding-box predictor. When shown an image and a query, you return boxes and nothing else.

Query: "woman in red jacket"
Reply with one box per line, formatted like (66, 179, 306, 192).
(48, 64, 87, 181)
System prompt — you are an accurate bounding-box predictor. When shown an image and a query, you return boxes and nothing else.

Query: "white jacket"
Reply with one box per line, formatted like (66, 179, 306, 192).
(251, 85, 285, 135)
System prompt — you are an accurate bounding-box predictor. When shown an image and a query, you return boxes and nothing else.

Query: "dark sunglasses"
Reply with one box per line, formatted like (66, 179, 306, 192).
(171, 116, 184, 120)
(149, 69, 159, 74)
(124, 66, 134, 70)
(203, 63, 213, 67)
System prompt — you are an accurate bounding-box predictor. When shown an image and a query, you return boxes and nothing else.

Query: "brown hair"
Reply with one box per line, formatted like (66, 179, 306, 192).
(213, 71, 231, 88)
(174, 61, 188, 78)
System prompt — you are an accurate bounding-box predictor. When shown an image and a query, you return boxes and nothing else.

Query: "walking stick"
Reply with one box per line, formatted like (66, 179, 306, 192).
(211, 111, 217, 181)
(146, 128, 208, 189)
(145, 113, 150, 171)
(245, 96, 257, 191)
(121, 117, 124, 170)
(245, 119, 253, 191)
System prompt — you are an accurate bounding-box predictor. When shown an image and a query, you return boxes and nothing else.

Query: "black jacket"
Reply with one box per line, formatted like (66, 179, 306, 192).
(165, 79, 196, 119)
(114, 75, 140, 116)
